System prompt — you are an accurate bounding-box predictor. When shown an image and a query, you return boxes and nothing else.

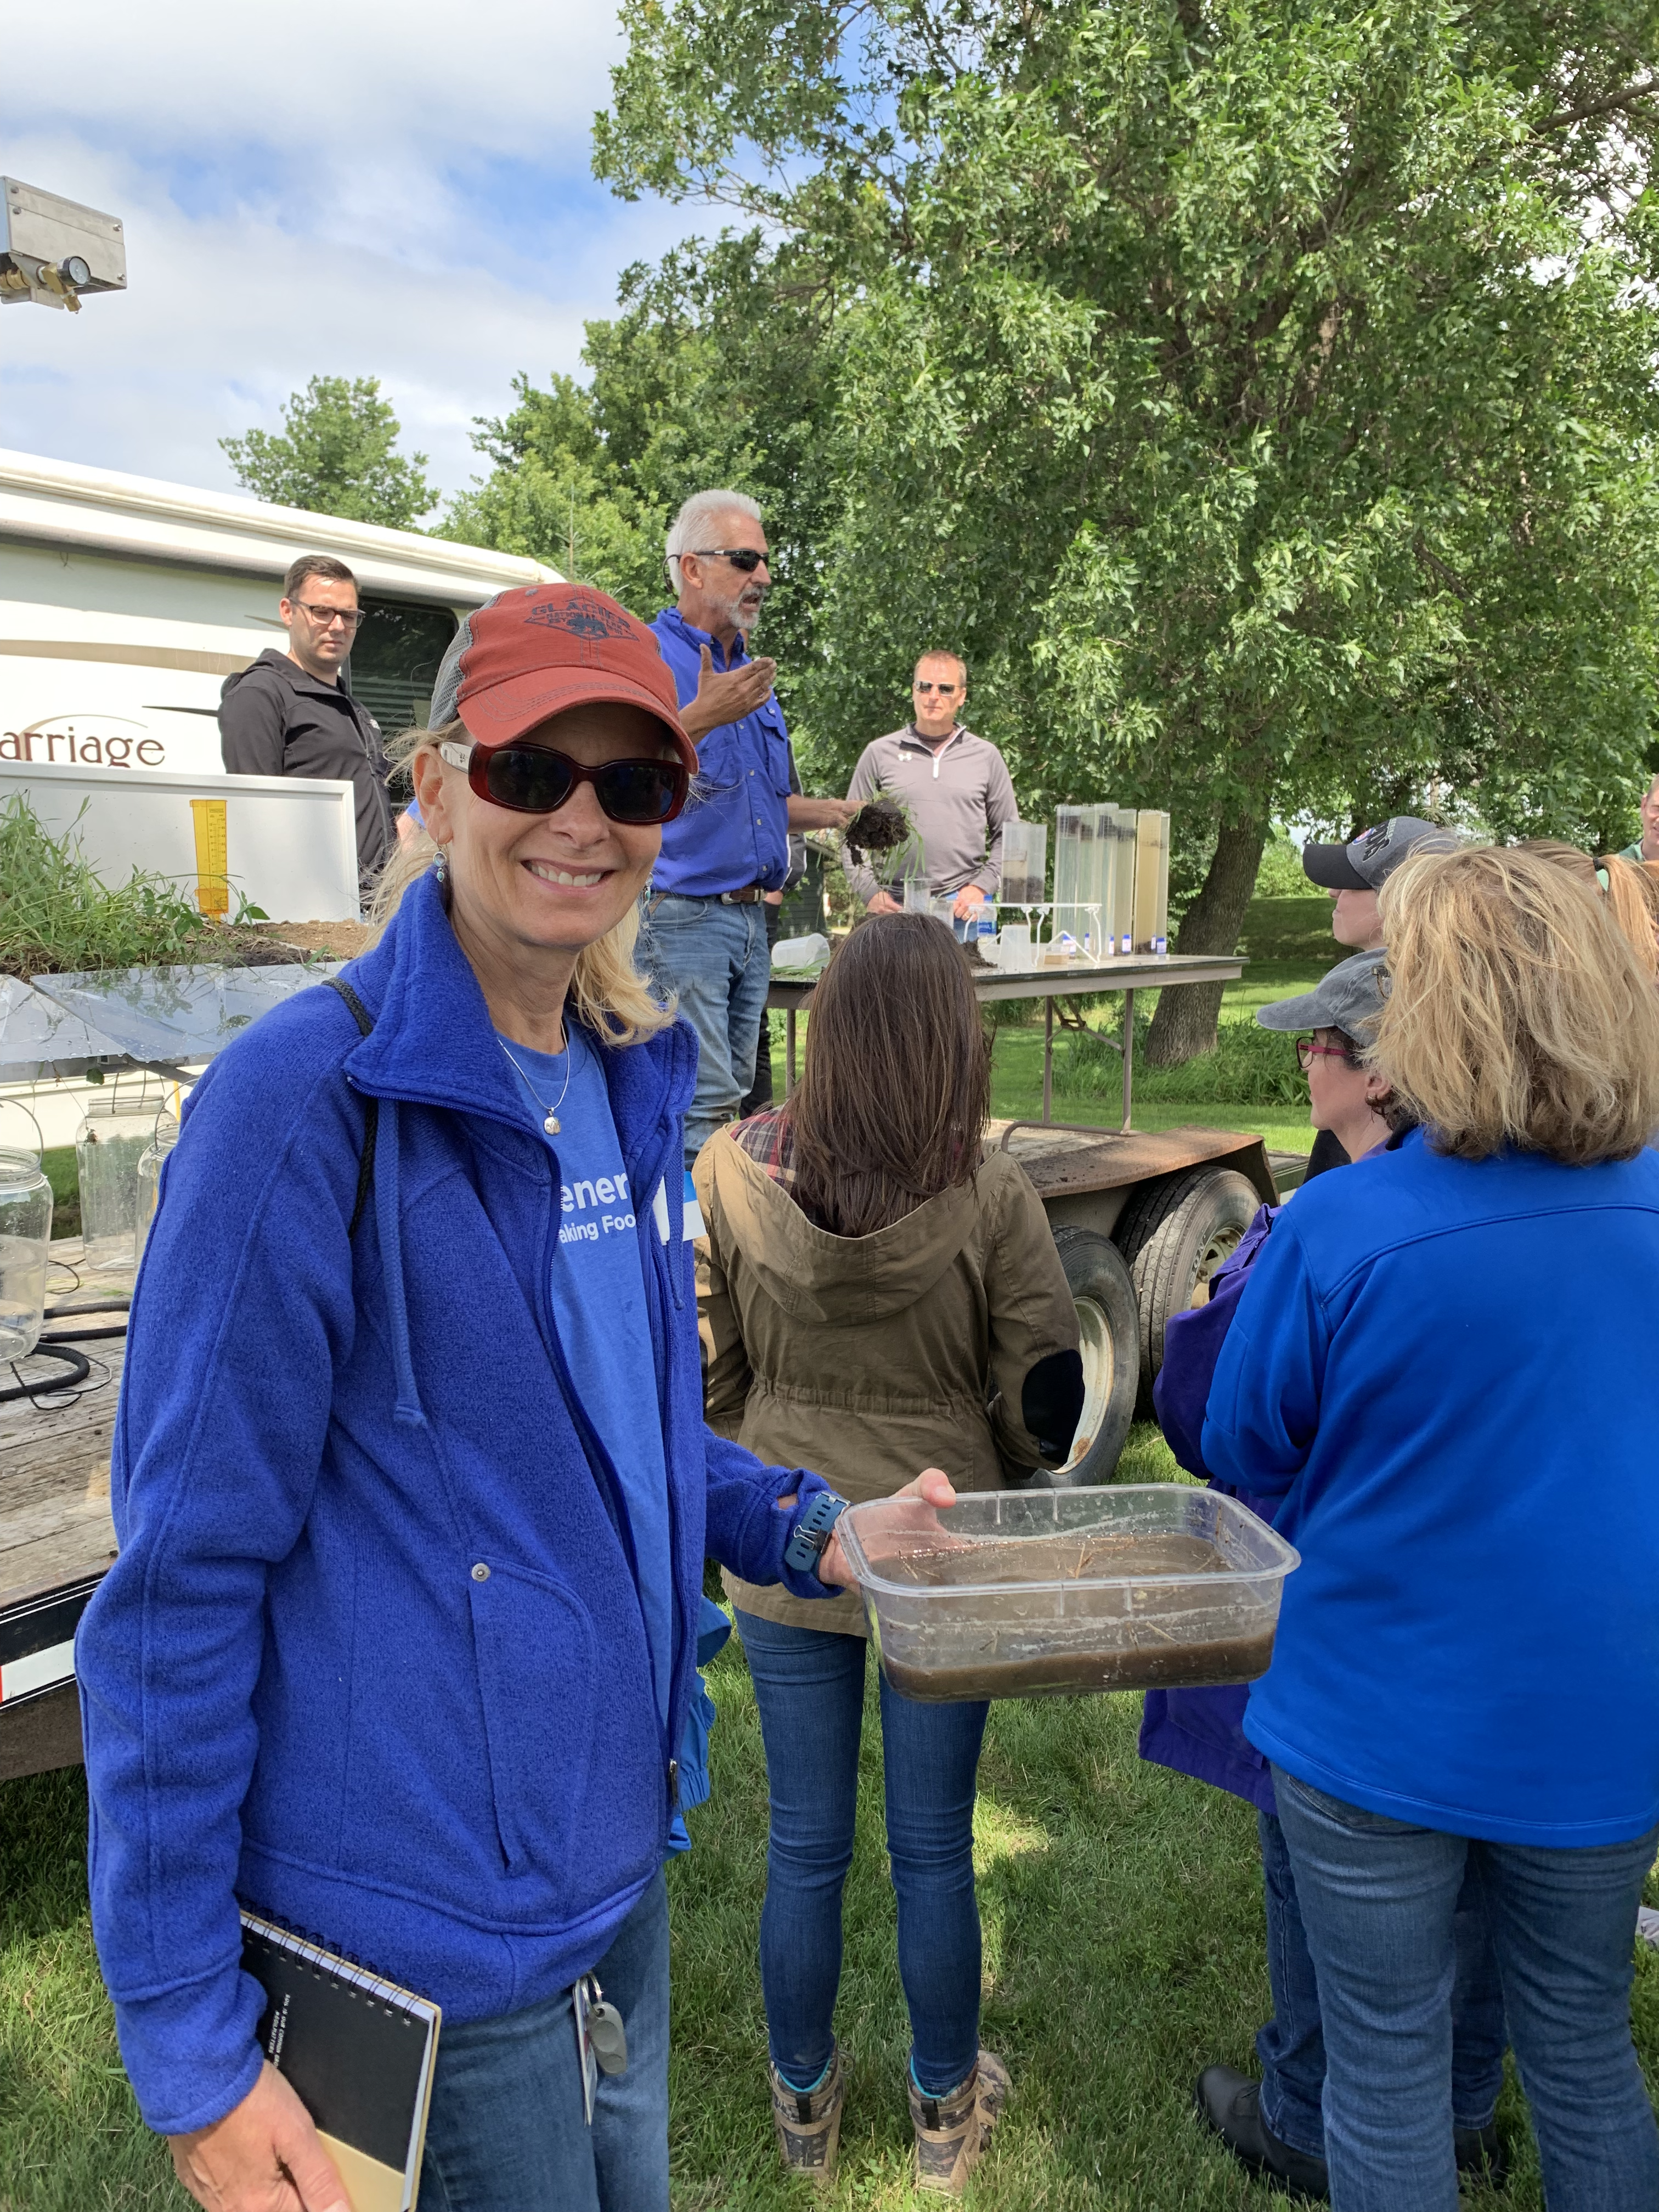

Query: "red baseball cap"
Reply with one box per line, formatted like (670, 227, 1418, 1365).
(429, 584, 696, 770)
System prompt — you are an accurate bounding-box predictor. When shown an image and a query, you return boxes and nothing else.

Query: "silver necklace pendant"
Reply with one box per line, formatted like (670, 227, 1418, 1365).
(544, 1113, 561, 1135)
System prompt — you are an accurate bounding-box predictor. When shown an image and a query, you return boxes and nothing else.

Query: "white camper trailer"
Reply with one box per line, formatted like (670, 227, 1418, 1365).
(0, 448, 558, 777)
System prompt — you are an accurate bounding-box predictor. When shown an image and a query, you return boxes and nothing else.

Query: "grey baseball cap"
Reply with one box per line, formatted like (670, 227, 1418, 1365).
(1301, 816, 1458, 892)
(1256, 949, 1389, 1041)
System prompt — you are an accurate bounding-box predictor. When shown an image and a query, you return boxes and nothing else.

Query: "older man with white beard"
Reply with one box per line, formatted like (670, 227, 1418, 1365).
(644, 490, 855, 1164)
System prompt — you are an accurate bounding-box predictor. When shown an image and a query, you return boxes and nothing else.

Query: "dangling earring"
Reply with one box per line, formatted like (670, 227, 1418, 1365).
(433, 843, 450, 885)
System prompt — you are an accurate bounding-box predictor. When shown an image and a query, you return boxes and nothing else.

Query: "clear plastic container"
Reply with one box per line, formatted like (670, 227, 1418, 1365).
(135, 1117, 182, 1265)
(999, 821, 1047, 907)
(1109, 808, 1138, 952)
(1134, 810, 1172, 953)
(76, 1088, 171, 1273)
(838, 1484, 1299, 1702)
(0, 1148, 53, 1361)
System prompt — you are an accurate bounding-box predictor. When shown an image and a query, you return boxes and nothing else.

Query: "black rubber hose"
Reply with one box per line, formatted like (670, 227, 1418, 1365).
(0, 1344, 92, 1402)
(38, 1325, 128, 1344)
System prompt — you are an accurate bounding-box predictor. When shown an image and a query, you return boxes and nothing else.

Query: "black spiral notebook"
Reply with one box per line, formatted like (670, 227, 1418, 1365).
(239, 1911, 442, 2212)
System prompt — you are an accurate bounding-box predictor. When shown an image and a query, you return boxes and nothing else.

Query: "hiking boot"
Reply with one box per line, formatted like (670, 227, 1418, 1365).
(1195, 2066, 1330, 2203)
(1455, 2120, 1508, 2190)
(768, 2046, 844, 2186)
(908, 2048, 1011, 2195)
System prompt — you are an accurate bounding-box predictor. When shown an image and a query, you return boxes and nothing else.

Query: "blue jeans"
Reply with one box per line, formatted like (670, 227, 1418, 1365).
(735, 1610, 989, 2096)
(1256, 1809, 1507, 2158)
(1274, 1767, 1659, 2212)
(640, 893, 770, 1164)
(416, 1872, 670, 2212)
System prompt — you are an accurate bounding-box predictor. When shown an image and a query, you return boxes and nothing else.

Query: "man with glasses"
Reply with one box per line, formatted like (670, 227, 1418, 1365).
(219, 554, 395, 894)
(843, 652, 1018, 934)
(646, 490, 856, 1164)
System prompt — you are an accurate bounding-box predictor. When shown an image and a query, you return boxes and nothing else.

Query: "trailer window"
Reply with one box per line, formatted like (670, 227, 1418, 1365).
(347, 599, 457, 734)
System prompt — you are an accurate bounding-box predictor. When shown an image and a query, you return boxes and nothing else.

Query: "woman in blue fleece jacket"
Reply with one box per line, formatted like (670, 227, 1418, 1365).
(76, 585, 946, 2212)
(1204, 843, 1659, 2212)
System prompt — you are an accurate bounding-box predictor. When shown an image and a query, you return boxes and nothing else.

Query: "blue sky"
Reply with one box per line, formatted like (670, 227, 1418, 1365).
(1, 3, 691, 507)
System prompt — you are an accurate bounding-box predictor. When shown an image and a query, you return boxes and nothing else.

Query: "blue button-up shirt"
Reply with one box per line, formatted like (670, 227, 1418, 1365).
(650, 607, 792, 897)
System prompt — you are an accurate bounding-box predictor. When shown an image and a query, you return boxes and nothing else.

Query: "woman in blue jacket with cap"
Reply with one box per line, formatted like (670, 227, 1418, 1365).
(77, 583, 949, 2212)
(1202, 844, 1659, 2211)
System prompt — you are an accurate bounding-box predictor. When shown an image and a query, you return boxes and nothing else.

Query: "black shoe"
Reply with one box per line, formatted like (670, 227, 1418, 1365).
(1195, 2066, 1331, 2203)
(1454, 2120, 1508, 2190)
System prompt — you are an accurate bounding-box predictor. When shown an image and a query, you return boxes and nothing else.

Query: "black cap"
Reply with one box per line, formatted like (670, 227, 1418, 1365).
(1302, 817, 1459, 893)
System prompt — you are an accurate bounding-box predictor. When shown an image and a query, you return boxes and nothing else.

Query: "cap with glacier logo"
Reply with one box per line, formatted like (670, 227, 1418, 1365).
(427, 583, 696, 771)
(1301, 816, 1458, 893)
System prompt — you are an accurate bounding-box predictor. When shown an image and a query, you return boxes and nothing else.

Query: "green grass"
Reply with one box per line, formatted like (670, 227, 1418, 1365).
(5, 1429, 1656, 2209)
(41, 1149, 79, 1243)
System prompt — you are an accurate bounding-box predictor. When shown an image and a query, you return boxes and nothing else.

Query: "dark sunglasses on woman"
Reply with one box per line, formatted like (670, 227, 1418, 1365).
(438, 738, 689, 824)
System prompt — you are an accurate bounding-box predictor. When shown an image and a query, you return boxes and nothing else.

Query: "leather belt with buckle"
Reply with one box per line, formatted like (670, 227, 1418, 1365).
(718, 887, 763, 905)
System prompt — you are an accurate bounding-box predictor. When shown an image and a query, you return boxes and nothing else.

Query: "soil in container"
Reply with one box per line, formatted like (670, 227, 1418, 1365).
(880, 1629, 1277, 1702)
(867, 1530, 1277, 1700)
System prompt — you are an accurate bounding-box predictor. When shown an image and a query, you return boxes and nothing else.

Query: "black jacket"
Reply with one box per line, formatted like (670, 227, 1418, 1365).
(219, 650, 395, 890)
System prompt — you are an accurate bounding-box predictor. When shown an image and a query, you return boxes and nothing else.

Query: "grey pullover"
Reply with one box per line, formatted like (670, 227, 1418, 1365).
(843, 725, 1018, 905)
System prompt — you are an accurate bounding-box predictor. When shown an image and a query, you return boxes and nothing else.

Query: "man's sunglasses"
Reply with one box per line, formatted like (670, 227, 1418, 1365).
(689, 547, 768, 573)
(913, 679, 959, 695)
(438, 740, 688, 824)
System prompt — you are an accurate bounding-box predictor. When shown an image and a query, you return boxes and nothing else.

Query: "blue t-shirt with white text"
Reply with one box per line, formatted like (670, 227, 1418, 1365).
(500, 1026, 673, 1733)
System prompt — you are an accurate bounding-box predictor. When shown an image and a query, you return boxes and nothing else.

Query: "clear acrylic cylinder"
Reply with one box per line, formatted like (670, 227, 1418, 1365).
(0, 1149, 53, 1361)
(1110, 809, 1138, 953)
(1000, 821, 1048, 907)
(136, 1118, 182, 1265)
(77, 1090, 170, 1272)
(1052, 807, 1087, 947)
(1134, 811, 1172, 952)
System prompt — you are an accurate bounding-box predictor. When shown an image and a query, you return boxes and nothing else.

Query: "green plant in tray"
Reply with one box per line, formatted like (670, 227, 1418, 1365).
(0, 797, 266, 980)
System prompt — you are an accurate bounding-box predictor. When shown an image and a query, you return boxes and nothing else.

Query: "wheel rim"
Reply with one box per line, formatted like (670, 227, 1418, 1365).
(1186, 1223, 1245, 1309)
(1057, 1295, 1113, 1474)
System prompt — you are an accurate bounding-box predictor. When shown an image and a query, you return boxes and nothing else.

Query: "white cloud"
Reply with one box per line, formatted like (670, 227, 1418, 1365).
(1, 3, 696, 505)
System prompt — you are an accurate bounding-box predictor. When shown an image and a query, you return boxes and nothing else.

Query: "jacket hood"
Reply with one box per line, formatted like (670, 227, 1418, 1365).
(704, 1132, 983, 1323)
(220, 646, 351, 705)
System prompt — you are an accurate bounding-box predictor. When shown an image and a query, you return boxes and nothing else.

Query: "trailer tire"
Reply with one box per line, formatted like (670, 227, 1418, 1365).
(1115, 1167, 1260, 1408)
(1040, 1227, 1139, 1487)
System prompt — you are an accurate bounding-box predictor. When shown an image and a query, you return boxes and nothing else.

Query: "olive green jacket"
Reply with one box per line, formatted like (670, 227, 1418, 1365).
(694, 1133, 1080, 1635)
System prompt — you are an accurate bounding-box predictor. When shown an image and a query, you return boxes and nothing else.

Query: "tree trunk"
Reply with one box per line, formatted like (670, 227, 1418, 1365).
(1143, 815, 1269, 1064)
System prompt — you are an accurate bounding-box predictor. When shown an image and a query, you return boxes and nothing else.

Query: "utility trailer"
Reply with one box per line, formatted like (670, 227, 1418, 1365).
(768, 950, 1281, 1485)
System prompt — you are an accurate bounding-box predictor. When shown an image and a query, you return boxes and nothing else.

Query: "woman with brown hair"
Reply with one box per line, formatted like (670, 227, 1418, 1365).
(694, 913, 1084, 2195)
(1203, 844, 1659, 2210)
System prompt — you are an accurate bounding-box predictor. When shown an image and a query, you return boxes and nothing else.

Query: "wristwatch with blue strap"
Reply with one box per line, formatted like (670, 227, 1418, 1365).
(783, 1490, 849, 1576)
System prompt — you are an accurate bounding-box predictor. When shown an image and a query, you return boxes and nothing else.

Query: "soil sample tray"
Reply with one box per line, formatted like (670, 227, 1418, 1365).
(839, 1485, 1299, 1705)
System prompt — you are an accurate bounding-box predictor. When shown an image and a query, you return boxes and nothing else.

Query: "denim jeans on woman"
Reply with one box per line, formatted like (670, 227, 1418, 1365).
(1273, 1767, 1659, 2212)
(735, 1610, 989, 2096)
(416, 1871, 670, 2212)
(1256, 1807, 1507, 2159)
(639, 893, 769, 1165)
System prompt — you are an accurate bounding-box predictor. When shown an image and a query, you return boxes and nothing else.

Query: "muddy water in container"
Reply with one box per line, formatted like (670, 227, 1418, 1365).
(0, 1149, 53, 1360)
(839, 1485, 1300, 1702)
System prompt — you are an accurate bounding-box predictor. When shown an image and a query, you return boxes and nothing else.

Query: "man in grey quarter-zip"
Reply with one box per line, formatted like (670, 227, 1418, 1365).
(843, 651, 1018, 933)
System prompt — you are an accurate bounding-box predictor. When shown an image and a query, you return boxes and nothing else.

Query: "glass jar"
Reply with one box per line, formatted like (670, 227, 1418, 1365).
(0, 1148, 53, 1361)
(136, 1118, 182, 1265)
(76, 1090, 170, 1273)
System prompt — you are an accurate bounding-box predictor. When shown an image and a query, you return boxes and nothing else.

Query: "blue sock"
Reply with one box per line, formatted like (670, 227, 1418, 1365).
(911, 2052, 975, 2101)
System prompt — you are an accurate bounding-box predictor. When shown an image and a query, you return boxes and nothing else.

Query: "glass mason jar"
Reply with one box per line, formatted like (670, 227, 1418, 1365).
(135, 1118, 182, 1266)
(76, 1091, 170, 1273)
(0, 1148, 54, 1361)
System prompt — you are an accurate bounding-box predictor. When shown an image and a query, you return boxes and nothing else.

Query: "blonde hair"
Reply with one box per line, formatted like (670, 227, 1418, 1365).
(368, 723, 675, 1048)
(1373, 844, 1659, 1164)
(1520, 839, 1659, 985)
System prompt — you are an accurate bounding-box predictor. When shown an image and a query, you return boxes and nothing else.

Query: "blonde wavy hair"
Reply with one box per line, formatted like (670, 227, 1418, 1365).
(367, 722, 675, 1047)
(1519, 840, 1659, 985)
(1373, 844, 1659, 1164)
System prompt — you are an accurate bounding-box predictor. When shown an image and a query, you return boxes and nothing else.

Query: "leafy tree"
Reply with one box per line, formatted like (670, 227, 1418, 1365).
(222, 375, 436, 532)
(442, 237, 851, 781)
(597, 0, 1659, 1058)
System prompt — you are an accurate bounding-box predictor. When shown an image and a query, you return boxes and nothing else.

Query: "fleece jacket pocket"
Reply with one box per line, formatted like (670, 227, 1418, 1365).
(469, 1563, 598, 1876)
